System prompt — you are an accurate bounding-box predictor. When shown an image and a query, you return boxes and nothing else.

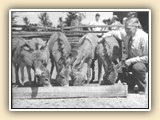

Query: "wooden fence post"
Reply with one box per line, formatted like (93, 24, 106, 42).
(61, 22, 64, 33)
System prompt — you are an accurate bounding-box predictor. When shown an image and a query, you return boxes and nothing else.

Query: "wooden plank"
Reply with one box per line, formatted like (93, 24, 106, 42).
(64, 30, 108, 33)
(64, 24, 123, 29)
(12, 34, 51, 38)
(12, 25, 61, 31)
(12, 30, 107, 36)
(12, 24, 124, 30)
(11, 30, 107, 38)
(12, 34, 84, 38)
(12, 83, 128, 99)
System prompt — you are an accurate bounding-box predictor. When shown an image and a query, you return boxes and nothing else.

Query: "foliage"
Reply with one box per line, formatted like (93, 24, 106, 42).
(12, 12, 18, 25)
(23, 17, 30, 26)
(64, 12, 86, 26)
(38, 12, 52, 27)
(22, 23, 37, 31)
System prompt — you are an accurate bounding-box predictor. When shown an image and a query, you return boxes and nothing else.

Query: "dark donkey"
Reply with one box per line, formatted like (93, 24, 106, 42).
(96, 36, 122, 85)
(47, 32, 72, 86)
(12, 37, 51, 87)
(12, 37, 33, 86)
(70, 33, 98, 86)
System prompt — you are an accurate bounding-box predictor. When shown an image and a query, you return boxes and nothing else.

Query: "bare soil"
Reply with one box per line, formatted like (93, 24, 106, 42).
(12, 94, 148, 108)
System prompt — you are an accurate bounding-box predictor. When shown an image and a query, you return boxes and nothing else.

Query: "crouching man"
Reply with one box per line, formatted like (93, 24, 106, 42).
(98, 17, 148, 94)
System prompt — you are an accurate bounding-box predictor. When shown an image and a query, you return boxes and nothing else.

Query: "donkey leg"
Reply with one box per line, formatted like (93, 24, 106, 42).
(15, 65, 21, 86)
(86, 59, 92, 84)
(13, 64, 21, 87)
(20, 66, 25, 86)
(33, 70, 37, 86)
(98, 59, 103, 84)
(50, 60, 55, 78)
(27, 67, 32, 85)
(90, 59, 96, 83)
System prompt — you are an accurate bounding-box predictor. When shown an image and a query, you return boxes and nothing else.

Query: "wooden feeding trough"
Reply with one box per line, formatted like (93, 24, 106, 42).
(12, 83, 128, 99)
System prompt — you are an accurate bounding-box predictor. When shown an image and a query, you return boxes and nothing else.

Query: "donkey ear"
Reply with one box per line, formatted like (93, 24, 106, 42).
(121, 60, 126, 67)
(65, 55, 74, 68)
(22, 43, 34, 52)
(23, 46, 30, 51)
(22, 43, 31, 51)
(67, 53, 77, 66)
(40, 44, 47, 51)
(114, 60, 127, 73)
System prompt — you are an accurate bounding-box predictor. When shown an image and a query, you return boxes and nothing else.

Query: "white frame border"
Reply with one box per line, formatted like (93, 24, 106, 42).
(9, 9, 151, 111)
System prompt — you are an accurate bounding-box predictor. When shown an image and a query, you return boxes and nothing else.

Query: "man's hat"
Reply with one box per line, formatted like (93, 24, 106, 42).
(125, 17, 139, 27)
(95, 13, 100, 16)
(112, 15, 119, 20)
(103, 19, 107, 22)
(128, 12, 137, 17)
(103, 18, 110, 23)
(113, 15, 118, 18)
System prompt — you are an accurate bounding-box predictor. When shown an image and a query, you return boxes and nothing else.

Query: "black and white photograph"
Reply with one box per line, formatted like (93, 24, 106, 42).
(9, 9, 151, 111)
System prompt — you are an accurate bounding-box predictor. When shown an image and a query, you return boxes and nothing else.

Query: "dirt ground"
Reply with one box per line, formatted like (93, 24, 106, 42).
(12, 94, 148, 108)
(11, 60, 149, 109)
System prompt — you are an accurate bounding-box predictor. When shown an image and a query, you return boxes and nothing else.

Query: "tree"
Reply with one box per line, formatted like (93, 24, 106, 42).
(11, 12, 18, 25)
(64, 12, 77, 26)
(23, 17, 30, 26)
(64, 12, 86, 26)
(76, 12, 86, 22)
(38, 12, 52, 27)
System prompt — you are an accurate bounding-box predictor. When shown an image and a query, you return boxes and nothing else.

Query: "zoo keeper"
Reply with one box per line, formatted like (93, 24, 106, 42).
(98, 17, 148, 94)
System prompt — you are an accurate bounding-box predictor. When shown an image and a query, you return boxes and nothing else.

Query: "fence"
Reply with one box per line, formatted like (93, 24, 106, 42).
(12, 24, 124, 47)
(12, 24, 124, 37)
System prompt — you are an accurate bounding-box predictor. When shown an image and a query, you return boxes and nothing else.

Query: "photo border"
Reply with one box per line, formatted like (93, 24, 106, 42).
(9, 9, 151, 111)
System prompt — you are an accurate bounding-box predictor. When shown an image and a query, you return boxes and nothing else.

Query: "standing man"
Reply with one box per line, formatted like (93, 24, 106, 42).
(111, 15, 122, 30)
(89, 13, 105, 37)
(98, 17, 148, 94)
(102, 19, 109, 31)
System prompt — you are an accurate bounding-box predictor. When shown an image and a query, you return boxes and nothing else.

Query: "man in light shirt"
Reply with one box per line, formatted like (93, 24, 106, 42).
(98, 17, 148, 94)
(89, 13, 105, 37)
(111, 15, 122, 30)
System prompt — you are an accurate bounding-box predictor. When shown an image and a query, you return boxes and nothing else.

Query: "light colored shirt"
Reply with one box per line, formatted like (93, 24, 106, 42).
(111, 20, 122, 30)
(89, 20, 105, 36)
(101, 28, 148, 64)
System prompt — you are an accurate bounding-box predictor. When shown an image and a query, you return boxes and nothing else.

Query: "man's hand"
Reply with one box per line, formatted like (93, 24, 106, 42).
(125, 57, 137, 67)
(124, 59, 132, 67)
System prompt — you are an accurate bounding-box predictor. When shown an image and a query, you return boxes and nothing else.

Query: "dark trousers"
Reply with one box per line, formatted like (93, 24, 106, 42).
(119, 62, 148, 91)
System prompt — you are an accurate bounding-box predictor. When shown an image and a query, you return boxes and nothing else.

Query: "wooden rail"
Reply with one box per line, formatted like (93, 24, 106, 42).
(12, 25, 61, 31)
(12, 31, 107, 38)
(12, 31, 108, 35)
(12, 33, 84, 38)
(12, 24, 124, 30)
